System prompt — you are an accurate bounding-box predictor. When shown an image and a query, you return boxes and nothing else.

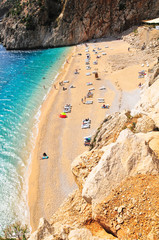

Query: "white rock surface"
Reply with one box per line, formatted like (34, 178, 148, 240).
(68, 228, 93, 240)
(68, 228, 115, 240)
(82, 129, 159, 203)
(132, 79, 159, 127)
(29, 218, 53, 240)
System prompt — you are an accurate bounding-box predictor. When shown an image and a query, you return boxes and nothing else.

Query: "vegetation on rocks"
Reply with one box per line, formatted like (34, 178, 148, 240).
(0, 222, 30, 240)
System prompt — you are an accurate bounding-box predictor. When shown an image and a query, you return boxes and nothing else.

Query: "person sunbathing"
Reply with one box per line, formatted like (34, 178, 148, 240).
(41, 153, 49, 160)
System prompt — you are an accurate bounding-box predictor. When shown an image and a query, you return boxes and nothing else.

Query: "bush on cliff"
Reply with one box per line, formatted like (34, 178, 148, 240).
(0, 222, 30, 240)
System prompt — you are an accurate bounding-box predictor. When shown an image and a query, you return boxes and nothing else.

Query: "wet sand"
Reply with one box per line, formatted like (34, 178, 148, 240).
(28, 39, 155, 231)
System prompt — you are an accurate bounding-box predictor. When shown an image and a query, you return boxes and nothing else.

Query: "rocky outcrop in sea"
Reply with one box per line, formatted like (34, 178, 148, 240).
(0, 0, 159, 49)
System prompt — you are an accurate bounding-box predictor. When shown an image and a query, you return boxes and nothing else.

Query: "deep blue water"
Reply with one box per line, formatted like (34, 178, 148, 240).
(0, 45, 70, 233)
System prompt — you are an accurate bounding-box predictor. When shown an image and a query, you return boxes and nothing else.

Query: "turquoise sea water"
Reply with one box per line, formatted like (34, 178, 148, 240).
(0, 45, 70, 233)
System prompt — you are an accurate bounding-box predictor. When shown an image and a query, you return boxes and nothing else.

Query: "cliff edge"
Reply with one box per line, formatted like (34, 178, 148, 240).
(0, 0, 159, 49)
(28, 31, 159, 239)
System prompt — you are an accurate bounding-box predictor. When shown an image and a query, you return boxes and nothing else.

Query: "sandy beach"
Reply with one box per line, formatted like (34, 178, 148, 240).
(28, 38, 155, 231)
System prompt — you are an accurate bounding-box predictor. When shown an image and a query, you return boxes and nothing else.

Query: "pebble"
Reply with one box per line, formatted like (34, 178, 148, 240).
(115, 224, 121, 231)
(117, 217, 124, 224)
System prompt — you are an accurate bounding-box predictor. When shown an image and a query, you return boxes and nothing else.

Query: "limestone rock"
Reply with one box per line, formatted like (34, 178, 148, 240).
(29, 218, 53, 240)
(149, 63, 159, 86)
(68, 228, 118, 240)
(90, 112, 127, 149)
(71, 149, 104, 191)
(93, 174, 159, 239)
(135, 114, 155, 133)
(50, 189, 92, 230)
(1, 0, 159, 49)
(82, 129, 159, 204)
(132, 79, 159, 127)
(68, 228, 93, 240)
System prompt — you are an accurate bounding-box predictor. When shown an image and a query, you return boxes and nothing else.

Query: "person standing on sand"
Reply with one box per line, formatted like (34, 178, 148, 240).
(54, 84, 57, 89)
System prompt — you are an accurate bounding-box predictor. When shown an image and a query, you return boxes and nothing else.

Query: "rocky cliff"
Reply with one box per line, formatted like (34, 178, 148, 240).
(0, 0, 159, 49)
(28, 34, 159, 239)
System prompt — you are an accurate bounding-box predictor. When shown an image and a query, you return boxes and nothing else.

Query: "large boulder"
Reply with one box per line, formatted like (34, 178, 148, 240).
(29, 218, 53, 240)
(90, 112, 128, 149)
(135, 114, 155, 133)
(71, 149, 104, 191)
(68, 228, 118, 240)
(82, 129, 159, 204)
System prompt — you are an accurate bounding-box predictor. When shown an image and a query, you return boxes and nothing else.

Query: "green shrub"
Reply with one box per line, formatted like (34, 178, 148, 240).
(1, 222, 30, 240)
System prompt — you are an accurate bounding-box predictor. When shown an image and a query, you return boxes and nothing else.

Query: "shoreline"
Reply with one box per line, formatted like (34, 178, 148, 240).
(28, 38, 155, 232)
(28, 46, 75, 231)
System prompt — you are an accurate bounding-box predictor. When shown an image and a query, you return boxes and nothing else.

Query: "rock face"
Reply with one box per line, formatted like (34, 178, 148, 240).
(135, 114, 155, 133)
(82, 129, 159, 204)
(132, 78, 159, 128)
(28, 39, 159, 239)
(90, 112, 128, 150)
(71, 149, 105, 191)
(93, 174, 159, 239)
(1, 0, 159, 49)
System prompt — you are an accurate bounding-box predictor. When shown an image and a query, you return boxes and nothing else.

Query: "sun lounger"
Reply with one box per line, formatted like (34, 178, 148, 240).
(64, 107, 71, 113)
(99, 86, 106, 90)
(81, 123, 90, 129)
(63, 80, 69, 83)
(64, 104, 72, 108)
(86, 66, 91, 70)
(86, 73, 91, 76)
(105, 46, 109, 48)
(83, 119, 91, 124)
(70, 85, 75, 88)
(85, 50, 89, 52)
(85, 100, 93, 104)
(93, 61, 98, 65)
(98, 98, 105, 103)
(86, 82, 93, 86)
(89, 88, 95, 91)
(102, 52, 106, 55)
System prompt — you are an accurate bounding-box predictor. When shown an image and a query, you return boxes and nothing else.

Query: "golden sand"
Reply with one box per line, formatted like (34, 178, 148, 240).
(28, 39, 155, 231)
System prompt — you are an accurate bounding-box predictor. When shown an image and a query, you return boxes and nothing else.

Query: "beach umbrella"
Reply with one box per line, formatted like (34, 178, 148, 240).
(59, 112, 67, 118)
